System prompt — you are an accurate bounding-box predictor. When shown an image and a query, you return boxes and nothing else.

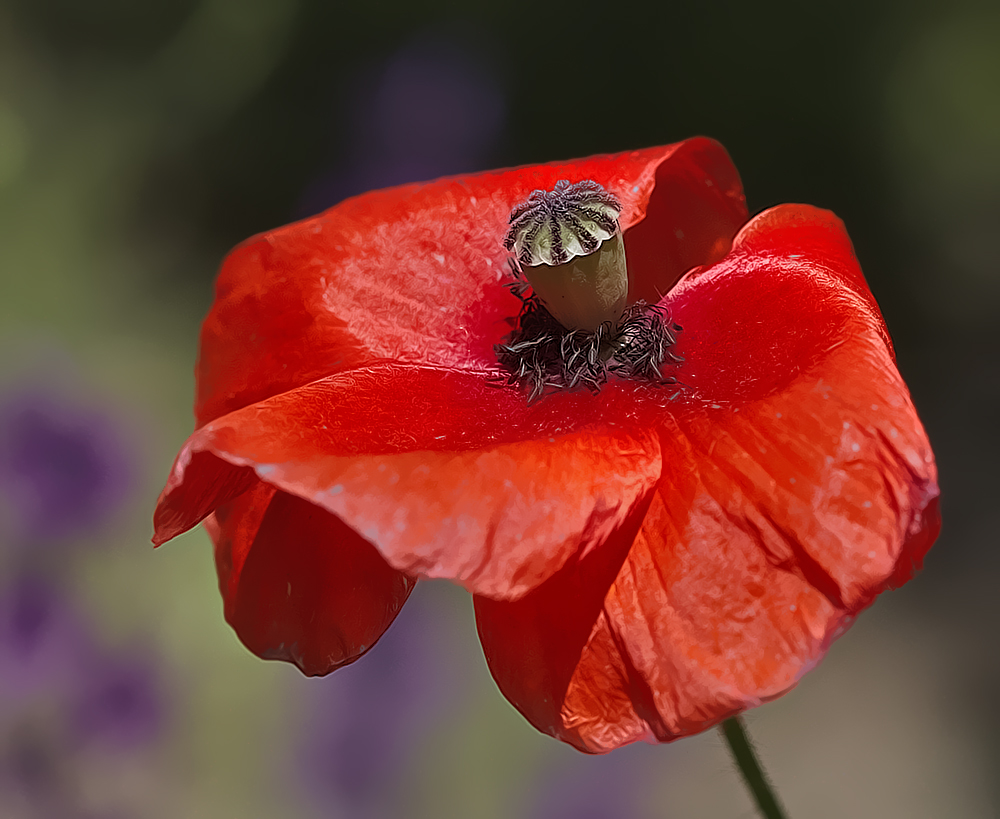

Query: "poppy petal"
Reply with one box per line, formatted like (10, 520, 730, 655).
(474, 494, 656, 751)
(624, 137, 747, 303)
(195, 138, 745, 426)
(155, 367, 664, 600)
(206, 479, 414, 676)
(667, 204, 939, 603)
(474, 205, 939, 752)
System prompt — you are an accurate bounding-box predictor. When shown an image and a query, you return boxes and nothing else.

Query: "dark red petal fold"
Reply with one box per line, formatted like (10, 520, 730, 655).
(194, 137, 745, 426)
(206, 479, 413, 675)
(624, 137, 747, 303)
(474, 204, 940, 752)
(474, 492, 656, 751)
(155, 367, 663, 600)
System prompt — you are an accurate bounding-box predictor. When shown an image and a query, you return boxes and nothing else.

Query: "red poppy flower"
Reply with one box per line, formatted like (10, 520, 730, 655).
(153, 138, 940, 753)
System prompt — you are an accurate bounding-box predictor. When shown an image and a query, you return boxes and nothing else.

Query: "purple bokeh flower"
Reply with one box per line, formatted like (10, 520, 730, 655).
(0, 578, 166, 816)
(293, 584, 465, 816)
(0, 575, 167, 745)
(0, 368, 157, 816)
(299, 22, 507, 215)
(68, 650, 167, 752)
(0, 710, 144, 819)
(0, 388, 133, 546)
(524, 746, 652, 819)
(0, 577, 94, 708)
(0, 721, 71, 818)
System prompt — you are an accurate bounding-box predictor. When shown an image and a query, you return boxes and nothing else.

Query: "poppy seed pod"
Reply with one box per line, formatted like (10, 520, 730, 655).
(505, 179, 629, 332)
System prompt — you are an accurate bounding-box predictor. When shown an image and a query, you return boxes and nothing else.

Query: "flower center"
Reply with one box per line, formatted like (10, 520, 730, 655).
(497, 180, 681, 400)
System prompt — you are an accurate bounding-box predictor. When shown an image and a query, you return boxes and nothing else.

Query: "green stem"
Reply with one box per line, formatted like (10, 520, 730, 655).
(720, 717, 790, 819)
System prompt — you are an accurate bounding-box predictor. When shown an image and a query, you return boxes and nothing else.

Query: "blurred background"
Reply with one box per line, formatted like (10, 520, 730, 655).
(0, 0, 997, 816)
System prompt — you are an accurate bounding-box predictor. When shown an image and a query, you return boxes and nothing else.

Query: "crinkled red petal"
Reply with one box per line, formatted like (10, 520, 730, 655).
(205, 478, 413, 675)
(155, 368, 663, 600)
(474, 204, 940, 752)
(194, 138, 745, 426)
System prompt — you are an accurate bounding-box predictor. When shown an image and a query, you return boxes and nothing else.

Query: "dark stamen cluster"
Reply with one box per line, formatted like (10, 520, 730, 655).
(495, 286, 682, 402)
(611, 304, 679, 380)
(504, 180, 622, 267)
